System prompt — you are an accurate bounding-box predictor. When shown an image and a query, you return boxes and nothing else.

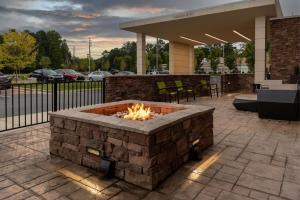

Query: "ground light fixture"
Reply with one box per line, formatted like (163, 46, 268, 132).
(233, 30, 252, 41)
(180, 36, 207, 45)
(204, 33, 228, 43)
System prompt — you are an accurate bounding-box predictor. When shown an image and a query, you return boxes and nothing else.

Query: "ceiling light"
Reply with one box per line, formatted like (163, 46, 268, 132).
(205, 34, 228, 43)
(180, 36, 207, 45)
(233, 30, 251, 41)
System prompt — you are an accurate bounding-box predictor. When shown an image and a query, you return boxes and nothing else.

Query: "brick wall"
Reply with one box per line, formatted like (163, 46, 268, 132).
(221, 74, 254, 93)
(104, 75, 210, 103)
(270, 17, 300, 83)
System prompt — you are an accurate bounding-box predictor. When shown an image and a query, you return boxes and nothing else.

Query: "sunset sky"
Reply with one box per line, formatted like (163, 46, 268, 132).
(0, 0, 298, 58)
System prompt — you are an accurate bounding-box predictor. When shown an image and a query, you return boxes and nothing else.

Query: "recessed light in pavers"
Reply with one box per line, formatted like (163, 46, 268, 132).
(49, 100, 215, 190)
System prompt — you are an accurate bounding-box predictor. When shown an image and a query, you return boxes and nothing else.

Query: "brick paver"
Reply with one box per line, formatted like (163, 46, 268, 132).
(0, 94, 299, 199)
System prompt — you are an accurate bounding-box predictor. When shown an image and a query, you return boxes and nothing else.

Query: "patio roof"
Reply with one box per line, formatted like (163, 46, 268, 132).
(120, 0, 282, 45)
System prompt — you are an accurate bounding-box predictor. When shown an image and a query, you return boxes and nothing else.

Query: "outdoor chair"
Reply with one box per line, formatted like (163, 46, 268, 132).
(199, 80, 219, 98)
(174, 80, 195, 102)
(156, 81, 179, 103)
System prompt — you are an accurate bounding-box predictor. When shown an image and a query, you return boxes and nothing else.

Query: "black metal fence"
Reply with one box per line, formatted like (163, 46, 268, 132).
(0, 80, 105, 132)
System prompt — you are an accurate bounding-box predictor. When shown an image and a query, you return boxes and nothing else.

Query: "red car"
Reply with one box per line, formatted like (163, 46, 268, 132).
(55, 69, 85, 82)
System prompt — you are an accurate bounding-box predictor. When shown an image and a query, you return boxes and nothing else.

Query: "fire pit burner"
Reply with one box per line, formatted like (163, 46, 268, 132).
(111, 103, 163, 121)
(49, 100, 214, 190)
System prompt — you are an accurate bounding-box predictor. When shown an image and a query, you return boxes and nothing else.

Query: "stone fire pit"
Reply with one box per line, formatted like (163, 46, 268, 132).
(49, 100, 214, 190)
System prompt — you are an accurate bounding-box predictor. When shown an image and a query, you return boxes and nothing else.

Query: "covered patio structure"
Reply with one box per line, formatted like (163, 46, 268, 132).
(120, 0, 283, 84)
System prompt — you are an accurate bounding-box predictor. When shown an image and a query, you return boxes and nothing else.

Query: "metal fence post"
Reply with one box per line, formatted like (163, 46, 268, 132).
(1, 80, 107, 132)
(102, 78, 106, 104)
(53, 81, 58, 112)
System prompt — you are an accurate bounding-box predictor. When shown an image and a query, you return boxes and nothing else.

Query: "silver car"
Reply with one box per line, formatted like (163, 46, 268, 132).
(88, 71, 112, 81)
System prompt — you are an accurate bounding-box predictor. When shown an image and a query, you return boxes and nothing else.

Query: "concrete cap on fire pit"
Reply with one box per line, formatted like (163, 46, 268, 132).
(49, 100, 215, 135)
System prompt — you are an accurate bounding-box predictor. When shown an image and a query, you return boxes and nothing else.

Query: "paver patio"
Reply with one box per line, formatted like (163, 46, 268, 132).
(0, 93, 299, 200)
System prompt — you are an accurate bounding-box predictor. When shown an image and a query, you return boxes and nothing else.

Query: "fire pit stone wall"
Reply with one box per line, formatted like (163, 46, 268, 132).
(49, 100, 214, 190)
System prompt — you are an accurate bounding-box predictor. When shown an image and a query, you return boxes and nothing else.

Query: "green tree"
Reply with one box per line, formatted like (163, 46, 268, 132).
(224, 43, 237, 71)
(195, 47, 206, 72)
(113, 56, 122, 69)
(0, 31, 37, 74)
(33, 30, 72, 69)
(242, 42, 255, 72)
(39, 56, 51, 68)
(61, 39, 71, 67)
(146, 39, 168, 71)
(35, 30, 48, 68)
(77, 58, 96, 72)
(46, 30, 64, 69)
(122, 42, 136, 71)
(147, 52, 162, 70)
(95, 40, 168, 73)
(96, 42, 137, 72)
(208, 46, 222, 73)
(103, 60, 110, 71)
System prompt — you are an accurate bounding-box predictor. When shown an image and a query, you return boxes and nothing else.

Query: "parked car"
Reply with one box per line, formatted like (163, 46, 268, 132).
(0, 72, 12, 90)
(55, 69, 85, 82)
(110, 69, 120, 75)
(88, 71, 112, 81)
(115, 71, 136, 76)
(147, 69, 159, 75)
(31, 69, 64, 83)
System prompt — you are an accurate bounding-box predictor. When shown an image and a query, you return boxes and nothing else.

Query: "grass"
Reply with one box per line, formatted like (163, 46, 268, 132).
(22, 82, 102, 91)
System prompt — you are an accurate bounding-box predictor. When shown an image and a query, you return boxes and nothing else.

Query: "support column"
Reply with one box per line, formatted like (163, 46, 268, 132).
(255, 16, 267, 83)
(169, 41, 194, 75)
(136, 33, 146, 75)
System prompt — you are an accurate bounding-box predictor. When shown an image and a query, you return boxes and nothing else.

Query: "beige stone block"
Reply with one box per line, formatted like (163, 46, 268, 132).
(255, 72, 265, 83)
(64, 119, 76, 131)
(172, 180, 204, 200)
(281, 181, 300, 200)
(255, 39, 266, 50)
(237, 173, 281, 195)
(255, 27, 266, 39)
(217, 191, 253, 200)
(136, 33, 146, 75)
(244, 162, 284, 181)
(255, 16, 266, 28)
(255, 50, 266, 62)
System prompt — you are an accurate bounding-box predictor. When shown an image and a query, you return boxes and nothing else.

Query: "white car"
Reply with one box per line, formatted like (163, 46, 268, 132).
(88, 71, 112, 81)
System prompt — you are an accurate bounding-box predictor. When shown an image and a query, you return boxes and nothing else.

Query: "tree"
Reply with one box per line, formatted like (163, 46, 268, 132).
(61, 39, 71, 67)
(145, 39, 168, 71)
(35, 30, 48, 68)
(147, 52, 162, 70)
(242, 42, 255, 72)
(95, 40, 168, 72)
(208, 46, 222, 73)
(46, 30, 64, 69)
(0, 31, 37, 74)
(71, 57, 96, 72)
(96, 42, 137, 72)
(224, 43, 237, 71)
(39, 56, 51, 68)
(195, 47, 206, 72)
(122, 42, 137, 72)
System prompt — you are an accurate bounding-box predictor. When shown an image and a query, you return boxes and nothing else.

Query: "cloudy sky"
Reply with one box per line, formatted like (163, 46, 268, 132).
(0, 0, 298, 58)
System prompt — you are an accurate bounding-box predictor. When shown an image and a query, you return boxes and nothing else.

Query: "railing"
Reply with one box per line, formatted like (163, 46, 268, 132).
(0, 80, 105, 132)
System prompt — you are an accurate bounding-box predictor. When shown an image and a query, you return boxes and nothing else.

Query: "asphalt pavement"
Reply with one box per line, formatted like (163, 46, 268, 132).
(0, 89, 103, 118)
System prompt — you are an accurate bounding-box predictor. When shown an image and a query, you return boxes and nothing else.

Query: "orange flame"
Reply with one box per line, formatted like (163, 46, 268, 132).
(123, 103, 151, 121)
